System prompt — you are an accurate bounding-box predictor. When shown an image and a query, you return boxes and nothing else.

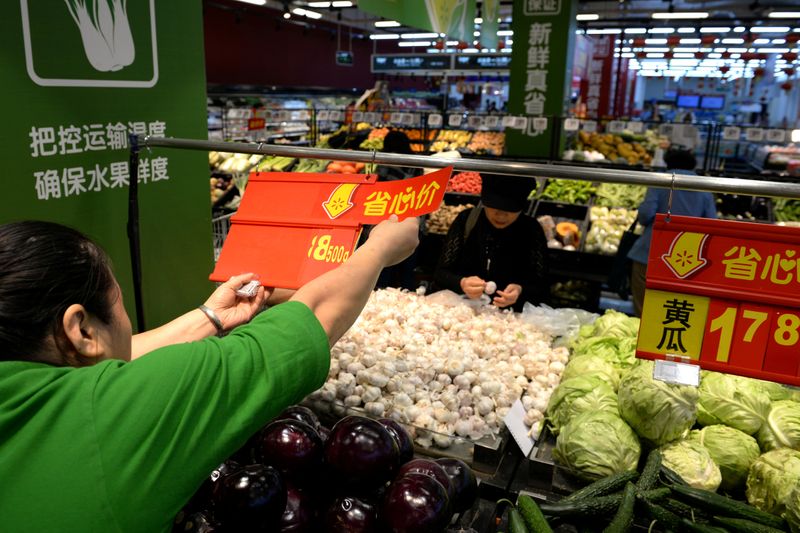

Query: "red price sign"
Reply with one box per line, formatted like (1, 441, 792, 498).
(637, 215, 800, 387)
(247, 117, 266, 130)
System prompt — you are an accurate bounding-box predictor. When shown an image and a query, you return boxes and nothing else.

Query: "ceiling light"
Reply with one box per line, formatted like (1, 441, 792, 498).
(587, 28, 622, 34)
(507, 39, 514, 45)
(622, 52, 635, 58)
(759, 47, 790, 53)
(463, 48, 479, 53)
(674, 53, 695, 58)
(649, 27, 675, 34)
(624, 28, 647, 34)
(647, 53, 665, 58)
(677, 27, 696, 33)
(681, 38, 701, 44)
(734, 26, 746, 32)
(292, 7, 322, 18)
(644, 47, 669, 52)
(773, 38, 787, 44)
(401, 33, 439, 39)
(369, 34, 399, 40)
(474, 17, 482, 23)
(473, 31, 481, 36)
(652, 12, 709, 20)
(283, 12, 290, 18)
(236, 0, 266, 4)
(770, 12, 800, 18)
(722, 38, 744, 44)
(754, 38, 770, 44)
(375, 20, 401, 27)
(332, 0, 353, 6)
(497, 30, 513, 36)
(751, 26, 791, 33)
(307, 1, 331, 6)
(398, 41, 431, 47)
(576, 14, 600, 21)
(645, 38, 667, 44)
(446, 40, 459, 45)
(701, 27, 731, 33)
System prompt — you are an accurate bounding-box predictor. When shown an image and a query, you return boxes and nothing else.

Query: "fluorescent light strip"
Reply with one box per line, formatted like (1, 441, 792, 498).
(734, 26, 746, 32)
(369, 34, 399, 40)
(700, 27, 730, 32)
(401, 33, 439, 39)
(474, 17, 482, 23)
(307, 1, 331, 6)
(759, 47, 790, 53)
(235, 0, 266, 4)
(332, 1, 353, 6)
(375, 20, 401, 27)
(722, 38, 744, 44)
(587, 28, 622, 34)
(576, 14, 600, 21)
(645, 38, 667, 44)
(770, 12, 800, 19)
(624, 28, 647, 34)
(463, 48, 479, 53)
(292, 7, 322, 19)
(446, 40, 459, 45)
(652, 12, 709, 20)
(398, 41, 431, 47)
(497, 30, 513, 36)
(681, 38, 701, 44)
(649, 27, 675, 33)
(473, 31, 481, 36)
(751, 26, 791, 32)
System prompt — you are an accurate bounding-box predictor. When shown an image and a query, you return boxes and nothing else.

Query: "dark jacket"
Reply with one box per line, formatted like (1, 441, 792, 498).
(434, 207, 549, 311)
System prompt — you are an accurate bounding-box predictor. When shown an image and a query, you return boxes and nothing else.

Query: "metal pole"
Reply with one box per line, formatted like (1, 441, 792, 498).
(127, 134, 146, 332)
(137, 135, 800, 199)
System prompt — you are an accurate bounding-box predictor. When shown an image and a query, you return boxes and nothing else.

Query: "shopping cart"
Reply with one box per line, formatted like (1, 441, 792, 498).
(211, 211, 235, 261)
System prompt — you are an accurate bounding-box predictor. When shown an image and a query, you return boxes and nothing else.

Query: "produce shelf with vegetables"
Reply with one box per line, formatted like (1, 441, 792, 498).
(715, 194, 773, 223)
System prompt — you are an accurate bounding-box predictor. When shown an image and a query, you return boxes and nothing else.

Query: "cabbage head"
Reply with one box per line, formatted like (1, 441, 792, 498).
(618, 360, 698, 446)
(687, 425, 760, 492)
(697, 371, 770, 435)
(571, 336, 636, 370)
(746, 448, 800, 517)
(546, 375, 617, 434)
(757, 400, 800, 452)
(750, 377, 793, 402)
(554, 410, 640, 481)
(562, 355, 621, 391)
(785, 484, 800, 533)
(661, 439, 722, 492)
(591, 309, 641, 339)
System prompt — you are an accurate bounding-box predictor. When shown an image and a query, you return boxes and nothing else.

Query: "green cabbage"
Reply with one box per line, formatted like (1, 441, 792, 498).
(562, 355, 621, 391)
(687, 425, 760, 492)
(746, 448, 800, 517)
(571, 336, 636, 370)
(750, 377, 793, 402)
(591, 309, 641, 339)
(554, 410, 641, 481)
(696, 402, 723, 427)
(618, 360, 698, 446)
(661, 439, 722, 491)
(757, 400, 800, 451)
(697, 371, 770, 435)
(546, 375, 617, 434)
(785, 484, 800, 533)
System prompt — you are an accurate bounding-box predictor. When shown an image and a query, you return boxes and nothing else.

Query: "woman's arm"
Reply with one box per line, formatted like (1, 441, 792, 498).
(291, 216, 419, 346)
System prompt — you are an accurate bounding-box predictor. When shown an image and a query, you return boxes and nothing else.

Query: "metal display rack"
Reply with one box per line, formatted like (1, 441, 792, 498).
(128, 135, 800, 330)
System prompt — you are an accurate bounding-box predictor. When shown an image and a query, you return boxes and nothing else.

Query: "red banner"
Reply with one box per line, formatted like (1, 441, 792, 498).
(637, 214, 800, 387)
(210, 167, 453, 288)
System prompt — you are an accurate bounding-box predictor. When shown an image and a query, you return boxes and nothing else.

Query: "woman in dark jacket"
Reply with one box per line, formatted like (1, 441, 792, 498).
(434, 174, 548, 311)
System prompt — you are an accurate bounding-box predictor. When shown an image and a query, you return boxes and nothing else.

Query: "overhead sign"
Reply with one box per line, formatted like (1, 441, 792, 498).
(211, 167, 453, 288)
(636, 214, 800, 387)
(371, 54, 451, 72)
(453, 55, 513, 70)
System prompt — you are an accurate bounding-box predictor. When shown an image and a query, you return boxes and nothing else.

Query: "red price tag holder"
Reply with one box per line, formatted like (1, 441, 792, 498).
(636, 214, 800, 387)
(210, 166, 452, 289)
(247, 117, 266, 130)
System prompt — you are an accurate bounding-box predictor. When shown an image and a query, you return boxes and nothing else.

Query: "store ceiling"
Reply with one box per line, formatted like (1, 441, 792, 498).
(577, 0, 800, 26)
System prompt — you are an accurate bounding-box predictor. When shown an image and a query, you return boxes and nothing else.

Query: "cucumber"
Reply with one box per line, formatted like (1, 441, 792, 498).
(660, 465, 689, 486)
(669, 484, 787, 530)
(712, 516, 787, 533)
(508, 506, 529, 533)
(562, 471, 639, 502)
(680, 518, 729, 533)
(602, 482, 636, 533)
(662, 498, 708, 522)
(641, 499, 684, 532)
(540, 488, 668, 518)
(636, 449, 662, 491)
(517, 494, 552, 533)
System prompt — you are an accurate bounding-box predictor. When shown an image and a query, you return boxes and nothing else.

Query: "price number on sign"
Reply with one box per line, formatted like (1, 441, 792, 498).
(607, 121, 625, 134)
(307, 234, 351, 264)
(448, 114, 462, 127)
(700, 301, 800, 377)
(428, 114, 443, 127)
(582, 120, 597, 133)
(745, 128, 764, 142)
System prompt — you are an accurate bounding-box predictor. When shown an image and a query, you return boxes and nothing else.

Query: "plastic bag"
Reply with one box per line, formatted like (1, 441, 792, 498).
(521, 302, 598, 342)
(425, 289, 487, 311)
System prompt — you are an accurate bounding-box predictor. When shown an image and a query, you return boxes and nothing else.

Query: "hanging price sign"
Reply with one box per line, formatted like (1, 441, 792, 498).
(352, 111, 365, 122)
(563, 118, 579, 132)
(329, 110, 343, 121)
(627, 121, 645, 134)
(607, 120, 625, 134)
(766, 129, 786, 143)
(448, 114, 463, 127)
(513, 117, 529, 130)
(247, 118, 266, 131)
(387, 112, 401, 124)
(582, 120, 597, 133)
(745, 128, 764, 142)
(501, 115, 516, 128)
(317, 110, 330, 121)
(402, 113, 417, 126)
(467, 115, 484, 129)
(636, 214, 800, 387)
(428, 114, 443, 127)
(722, 126, 741, 141)
(368, 112, 382, 123)
(484, 116, 500, 129)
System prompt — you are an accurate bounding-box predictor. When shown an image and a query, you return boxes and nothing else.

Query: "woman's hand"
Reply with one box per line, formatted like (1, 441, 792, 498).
(203, 273, 270, 330)
(460, 276, 486, 299)
(493, 284, 521, 308)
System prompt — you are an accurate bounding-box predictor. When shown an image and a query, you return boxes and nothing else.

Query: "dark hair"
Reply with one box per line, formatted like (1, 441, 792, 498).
(663, 147, 697, 171)
(0, 221, 116, 361)
(382, 130, 413, 155)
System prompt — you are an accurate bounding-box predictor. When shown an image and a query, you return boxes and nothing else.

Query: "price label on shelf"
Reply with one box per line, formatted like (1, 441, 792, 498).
(427, 113, 443, 128)
(766, 129, 786, 143)
(352, 111, 365, 122)
(636, 214, 800, 387)
(745, 128, 765, 142)
(513, 117, 529, 130)
(402, 113, 416, 126)
(581, 120, 597, 133)
(390, 112, 403, 124)
(504, 399, 536, 457)
(722, 126, 741, 141)
(317, 110, 330, 121)
(484, 115, 499, 129)
(329, 110, 343, 121)
(448, 114, 463, 127)
(563, 118, 579, 132)
(297, 110, 310, 121)
(627, 121, 645, 134)
(277, 110, 291, 121)
(532, 117, 548, 131)
(659, 123, 675, 138)
(501, 115, 516, 128)
(467, 115, 484, 129)
(607, 120, 625, 134)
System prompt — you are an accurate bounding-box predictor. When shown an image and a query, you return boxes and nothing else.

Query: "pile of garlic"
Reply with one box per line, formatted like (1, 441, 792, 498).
(306, 288, 568, 448)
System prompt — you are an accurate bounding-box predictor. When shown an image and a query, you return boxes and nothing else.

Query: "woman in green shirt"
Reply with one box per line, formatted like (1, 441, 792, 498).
(0, 216, 418, 533)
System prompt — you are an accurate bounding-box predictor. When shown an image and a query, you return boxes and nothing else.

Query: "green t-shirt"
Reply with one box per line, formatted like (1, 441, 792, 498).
(0, 301, 329, 532)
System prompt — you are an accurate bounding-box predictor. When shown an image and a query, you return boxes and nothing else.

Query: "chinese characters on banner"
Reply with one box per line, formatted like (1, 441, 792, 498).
(210, 167, 453, 288)
(636, 214, 800, 387)
(506, 0, 577, 157)
(28, 121, 169, 201)
(585, 36, 614, 119)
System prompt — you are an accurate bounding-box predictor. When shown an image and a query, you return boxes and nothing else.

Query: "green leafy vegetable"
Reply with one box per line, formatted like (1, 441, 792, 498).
(594, 183, 647, 209)
(661, 440, 722, 492)
(687, 425, 760, 492)
(546, 375, 617, 434)
(561, 355, 621, 391)
(697, 371, 770, 435)
(756, 400, 800, 451)
(746, 448, 800, 517)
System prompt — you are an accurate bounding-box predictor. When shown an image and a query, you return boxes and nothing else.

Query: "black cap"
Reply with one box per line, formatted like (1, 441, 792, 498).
(481, 174, 531, 213)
